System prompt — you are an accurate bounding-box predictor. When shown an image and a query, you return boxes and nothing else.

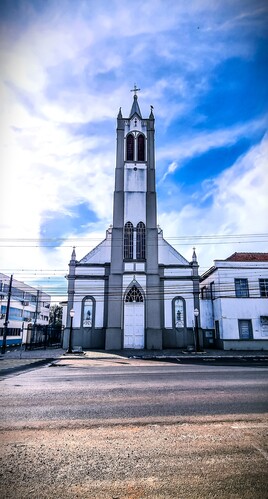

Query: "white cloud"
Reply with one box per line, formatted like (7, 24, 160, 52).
(158, 134, 268, 271)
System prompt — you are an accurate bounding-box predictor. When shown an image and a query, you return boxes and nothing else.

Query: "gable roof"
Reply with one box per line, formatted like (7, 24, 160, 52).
(158, 232, 190, 265)
(225, 252, 268, 262)
(201, 251, 268, 281)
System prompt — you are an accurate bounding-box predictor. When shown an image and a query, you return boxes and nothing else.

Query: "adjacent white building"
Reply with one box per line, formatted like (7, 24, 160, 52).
(0, 273, 51, 346)
(200, 253, 268, 350)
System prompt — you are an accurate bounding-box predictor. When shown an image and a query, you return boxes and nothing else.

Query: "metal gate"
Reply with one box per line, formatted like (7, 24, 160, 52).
(25, 324, 63, 350)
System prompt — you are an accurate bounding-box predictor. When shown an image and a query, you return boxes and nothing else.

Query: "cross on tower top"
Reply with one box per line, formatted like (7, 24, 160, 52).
(130, 84, 141, 96)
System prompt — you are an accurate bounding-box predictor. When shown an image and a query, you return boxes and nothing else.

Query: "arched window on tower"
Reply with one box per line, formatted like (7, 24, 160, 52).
(124, 222, 133, 259)
(137, 134, 145, 161)
(126, 134, 134, 161)
(136, 222, 146, 260)
(125, 285, 143, 303)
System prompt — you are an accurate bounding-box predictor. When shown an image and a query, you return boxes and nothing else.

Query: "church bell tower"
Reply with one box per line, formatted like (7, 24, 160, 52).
(105, 87, 162, 349)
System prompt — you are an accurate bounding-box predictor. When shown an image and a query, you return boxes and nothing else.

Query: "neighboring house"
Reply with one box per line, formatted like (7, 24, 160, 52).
(200, 253, 268, 350)
(0, 273, 51, 346)
(64, 93, 200, 351)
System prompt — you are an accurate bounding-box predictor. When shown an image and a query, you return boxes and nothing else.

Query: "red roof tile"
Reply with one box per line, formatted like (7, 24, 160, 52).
(225, 252, 268, 262)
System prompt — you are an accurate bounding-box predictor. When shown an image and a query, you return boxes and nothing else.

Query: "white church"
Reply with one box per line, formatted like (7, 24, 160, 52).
(63, 90, 200, 351)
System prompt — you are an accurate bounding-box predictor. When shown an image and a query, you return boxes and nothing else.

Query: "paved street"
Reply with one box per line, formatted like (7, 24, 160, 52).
(0, 358, 268, 498)
(1, 359, 268, 426)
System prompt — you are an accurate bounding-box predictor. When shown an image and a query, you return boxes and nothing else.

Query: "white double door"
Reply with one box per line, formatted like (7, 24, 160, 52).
(124, 302, 144, 349)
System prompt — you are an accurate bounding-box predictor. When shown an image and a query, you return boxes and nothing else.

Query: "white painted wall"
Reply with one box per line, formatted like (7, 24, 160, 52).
(123, 274, 146, 294)
(200, 300, 214, 329)
(124, 191, 146, 226)
(220, 298, 268, 339)
(76, 267, 105, 276)
(124, 166, 146, 192)
(163, 279, 195, 328)
(74, 279, 105, 328)
(125, 118, 147, 136)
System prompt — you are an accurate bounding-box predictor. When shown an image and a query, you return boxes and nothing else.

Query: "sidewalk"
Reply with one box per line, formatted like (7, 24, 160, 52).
(0, 348, 66, 376)
(1, 347, 268, 376)
(83, 348, 268, 359)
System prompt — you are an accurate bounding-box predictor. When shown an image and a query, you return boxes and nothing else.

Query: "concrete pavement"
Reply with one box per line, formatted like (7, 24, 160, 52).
(1, 346, 268, 376)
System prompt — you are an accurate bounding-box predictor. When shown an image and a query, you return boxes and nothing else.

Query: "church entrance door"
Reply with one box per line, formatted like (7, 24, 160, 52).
(124, 302, 144, 348)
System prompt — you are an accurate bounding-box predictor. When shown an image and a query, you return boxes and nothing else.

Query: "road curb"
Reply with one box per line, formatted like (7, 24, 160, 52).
(0, 358, 55, 377)
(138, 355, 268, 363)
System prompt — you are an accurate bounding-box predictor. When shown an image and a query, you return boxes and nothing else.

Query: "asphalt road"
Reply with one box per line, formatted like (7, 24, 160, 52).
(1, 359, 268, 427)
(1, 359, 268, 498)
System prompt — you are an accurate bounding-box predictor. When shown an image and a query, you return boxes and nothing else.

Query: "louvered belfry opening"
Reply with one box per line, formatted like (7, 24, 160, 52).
(124, 222, 134, 259)
(126, 134, 134, 161)
(137, 134, 145, 161)
(136, 221, 146, 260)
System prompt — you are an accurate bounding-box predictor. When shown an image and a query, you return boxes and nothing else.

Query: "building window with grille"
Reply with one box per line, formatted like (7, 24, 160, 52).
(136, 222, 146, 260)
(124, 222, 133, 259)
(260, 316, 268, 336)
(137, 134, 145, 161)
(126, 134, 134, 161)
(125, 285, 143, 303)
(235, 278, 249, 298)
(238, 319, 253, 340)
(259, 279, 268, 297)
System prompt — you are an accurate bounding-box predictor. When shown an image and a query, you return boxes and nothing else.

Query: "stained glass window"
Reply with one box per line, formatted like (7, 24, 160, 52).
(83, 299, 93, 327)
(174, 298, 184, 328)
(125, 285, 143, 303)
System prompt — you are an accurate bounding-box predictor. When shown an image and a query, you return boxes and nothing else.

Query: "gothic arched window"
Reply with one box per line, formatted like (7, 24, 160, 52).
(137, 134, 145, 161)
(124, 222, 133, 259)
(136, 222, 146, 260)
(125, 285, 143, 303)
(82, 296, 95, 328)
(173, 297, 185, 329)
(126, 134, 134, 161)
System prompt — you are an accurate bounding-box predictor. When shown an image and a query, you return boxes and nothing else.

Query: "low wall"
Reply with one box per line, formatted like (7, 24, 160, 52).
(223, 340, 268, 351)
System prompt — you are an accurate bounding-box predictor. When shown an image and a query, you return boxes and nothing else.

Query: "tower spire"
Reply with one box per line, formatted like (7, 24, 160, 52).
(129, 84, 142, 118)
(192, 247, 197, 264)
(70, 246, 76, 263)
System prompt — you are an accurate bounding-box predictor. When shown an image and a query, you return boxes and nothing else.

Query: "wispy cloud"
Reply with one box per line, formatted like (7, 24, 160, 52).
(158, 115, 268, 167)
(158, 134, 268, 269)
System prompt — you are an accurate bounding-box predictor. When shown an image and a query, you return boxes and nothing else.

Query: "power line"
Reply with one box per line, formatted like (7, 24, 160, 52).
(0, 233, 267, 248)
(0, 233, 267, 242)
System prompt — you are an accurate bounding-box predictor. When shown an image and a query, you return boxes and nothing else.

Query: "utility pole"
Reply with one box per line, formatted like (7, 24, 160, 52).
(1, 274, 13, 354)
(33, 289, 40, 326)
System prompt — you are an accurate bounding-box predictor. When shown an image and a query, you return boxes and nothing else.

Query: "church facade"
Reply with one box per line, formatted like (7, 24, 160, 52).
(63, 93, 200, 350)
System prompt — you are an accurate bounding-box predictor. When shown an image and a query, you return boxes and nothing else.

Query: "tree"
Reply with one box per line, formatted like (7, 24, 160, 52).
(49, 304, 63, 325)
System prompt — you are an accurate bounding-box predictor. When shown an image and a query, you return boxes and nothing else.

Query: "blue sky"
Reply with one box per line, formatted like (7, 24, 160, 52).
(0, 0, 267, 302)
